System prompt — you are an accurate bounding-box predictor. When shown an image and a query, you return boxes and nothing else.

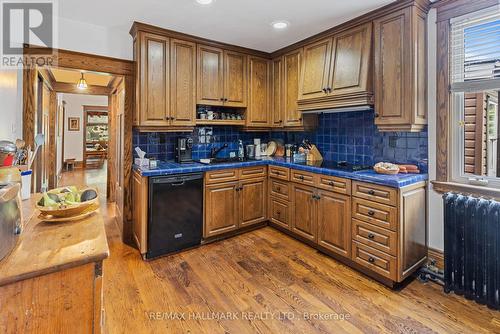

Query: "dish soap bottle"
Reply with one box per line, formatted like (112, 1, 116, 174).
(238, 140, 244, 159)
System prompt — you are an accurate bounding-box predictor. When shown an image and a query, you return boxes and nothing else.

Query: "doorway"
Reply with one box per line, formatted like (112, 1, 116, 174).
(22, 46, 135, 244)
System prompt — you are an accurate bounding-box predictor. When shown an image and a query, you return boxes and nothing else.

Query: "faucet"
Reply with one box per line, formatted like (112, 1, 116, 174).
(210, 143, 228, 159)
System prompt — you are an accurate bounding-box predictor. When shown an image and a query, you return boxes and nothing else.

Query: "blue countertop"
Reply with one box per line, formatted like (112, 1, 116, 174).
(133, 157, 428, 188)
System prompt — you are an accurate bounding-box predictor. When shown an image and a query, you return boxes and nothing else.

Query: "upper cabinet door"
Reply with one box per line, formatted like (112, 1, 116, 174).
(170, 39, 196, 126)
(283, 49, 303, 127)
(373, 6, 427, 132)
(299, 38, 332, 100)
(329, 23, 372, 96)
(197, 45, 224, 106)
(223, 51, 247, 107)
(247, 56, 271, 127)
(139, 33, 170, 126)
(271, 57, 283, 127)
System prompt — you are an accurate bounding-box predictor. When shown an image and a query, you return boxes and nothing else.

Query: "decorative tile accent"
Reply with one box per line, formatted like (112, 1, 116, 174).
(132, 110, 428, 172)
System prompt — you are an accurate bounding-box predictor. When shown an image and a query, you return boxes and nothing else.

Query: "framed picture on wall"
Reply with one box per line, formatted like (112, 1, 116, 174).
(68, 117, 80, 131)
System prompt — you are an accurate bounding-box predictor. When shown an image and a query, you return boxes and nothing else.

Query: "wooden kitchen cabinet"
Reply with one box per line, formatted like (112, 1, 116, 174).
(224, 50, 247, 107)
(298, 23, 373, 111)
(271, 57, 283, 127)
(136, 32, 170, 127)
(204, 167, 268, 238)
(291, 184, 317, 242)
(204, 181, 239, 237)
(132, 170, 148, 255)
(299, 37, 332, 101)
(197, 45, 247, 107)
(240, 178, 267, 227)
(132, 27, 196, 130)
(317, 190, 351, 257)
(197, 45, 224, 106)
(170, 39, 196, 126)
(247, 56, 271, 127)
(283, 49, 303, 127)
(373, 5, 427, 132)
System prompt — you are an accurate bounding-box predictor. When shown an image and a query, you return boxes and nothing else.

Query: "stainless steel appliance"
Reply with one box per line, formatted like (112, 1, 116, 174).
(147, 173, 203, 259)
(175, 137, 194, 163)
(0, 183, 22, 261)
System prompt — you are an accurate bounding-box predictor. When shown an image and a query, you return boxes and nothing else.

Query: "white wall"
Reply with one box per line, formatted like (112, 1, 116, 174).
(0, 16, 131, 145)
(0, 69, 23, 141)
(427, 8, 444, 251)
(63, 94, 108, 162)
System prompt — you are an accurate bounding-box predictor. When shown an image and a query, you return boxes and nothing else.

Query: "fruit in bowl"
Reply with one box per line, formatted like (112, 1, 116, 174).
(36, 186, 99, 218)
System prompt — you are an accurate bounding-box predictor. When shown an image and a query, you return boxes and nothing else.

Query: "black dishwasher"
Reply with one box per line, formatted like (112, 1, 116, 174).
(147, 173, 203, 259)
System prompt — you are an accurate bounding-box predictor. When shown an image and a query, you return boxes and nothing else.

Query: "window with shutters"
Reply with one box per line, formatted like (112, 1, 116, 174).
(450, 5, 500, 187)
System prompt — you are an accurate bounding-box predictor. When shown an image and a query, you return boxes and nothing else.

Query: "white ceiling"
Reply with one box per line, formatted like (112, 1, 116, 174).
(59, 0, 396, 53)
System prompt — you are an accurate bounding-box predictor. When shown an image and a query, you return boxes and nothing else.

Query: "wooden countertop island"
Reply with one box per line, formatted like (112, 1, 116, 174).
(0, 197, 109, 334)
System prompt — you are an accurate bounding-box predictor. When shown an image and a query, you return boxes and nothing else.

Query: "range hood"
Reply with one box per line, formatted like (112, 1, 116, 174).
(301, 105, 373, 114)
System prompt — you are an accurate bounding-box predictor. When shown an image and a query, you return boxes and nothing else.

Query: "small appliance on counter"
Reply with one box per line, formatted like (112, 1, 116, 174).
(0, 183, 22, 262)
(176, 137, 194, 163)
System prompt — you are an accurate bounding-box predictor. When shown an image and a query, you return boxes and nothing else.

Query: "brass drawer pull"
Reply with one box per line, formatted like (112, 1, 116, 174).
(368, 257, 375, 263)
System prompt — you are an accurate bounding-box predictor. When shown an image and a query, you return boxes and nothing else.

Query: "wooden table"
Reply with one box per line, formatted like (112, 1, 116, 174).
(0, 197, 109, 333)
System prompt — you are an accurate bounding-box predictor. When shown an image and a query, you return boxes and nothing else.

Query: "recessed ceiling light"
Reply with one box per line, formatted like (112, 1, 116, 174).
(196, 0, 214, 5)
(271, 21, 289, 30)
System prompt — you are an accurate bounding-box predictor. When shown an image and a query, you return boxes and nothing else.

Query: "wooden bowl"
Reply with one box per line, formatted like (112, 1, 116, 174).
(373, 165, 400, 175)
(35, 188, 99, 218)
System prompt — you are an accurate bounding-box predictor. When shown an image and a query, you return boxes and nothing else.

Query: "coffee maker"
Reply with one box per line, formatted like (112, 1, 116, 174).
(175, 137, 194, 163)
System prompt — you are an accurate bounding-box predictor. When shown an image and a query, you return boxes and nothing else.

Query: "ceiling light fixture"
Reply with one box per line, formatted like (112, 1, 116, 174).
(271, 20, 289, 30)
(196, 0, 214, 5)
(77, 72, 88, 89)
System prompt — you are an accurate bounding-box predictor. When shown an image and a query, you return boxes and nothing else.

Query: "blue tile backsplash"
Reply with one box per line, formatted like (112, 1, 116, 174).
(133, 110, 428, 172)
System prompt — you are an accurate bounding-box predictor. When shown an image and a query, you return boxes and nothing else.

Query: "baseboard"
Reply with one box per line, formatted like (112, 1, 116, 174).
(427, 247, 444, 270)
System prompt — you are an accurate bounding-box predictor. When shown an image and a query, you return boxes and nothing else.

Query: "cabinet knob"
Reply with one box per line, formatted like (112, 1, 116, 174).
(224, 98, 228, 102)
(299, 117, 303, 121)
(368, 190, 375, 195)
(328, 181, 335, 187)
(368, 233, 375, 239)
(374, 113, 380, 118)
(322, 88, 327, 93)
(326, 87, 332, 93)
(277, 211, 281, 215)
(368, 210, 375, 216)
(276, 186, 281, 191)
(368, 257, 375, 263)
(299, 175, 304, 180)
(220, 97, 224, 101)
(279, 120, 283, 123)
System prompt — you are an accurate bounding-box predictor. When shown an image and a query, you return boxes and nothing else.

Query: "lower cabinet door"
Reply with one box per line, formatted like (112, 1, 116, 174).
(204, 181, 239, 237)
(291, 184, 317, 242)
(239, 178, 267, 227)
(317, 190, 351, 257)
(269, 197, 290, 230)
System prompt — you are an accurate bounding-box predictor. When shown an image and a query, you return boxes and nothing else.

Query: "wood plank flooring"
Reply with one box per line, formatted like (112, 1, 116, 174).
(59, 167, 500, 334)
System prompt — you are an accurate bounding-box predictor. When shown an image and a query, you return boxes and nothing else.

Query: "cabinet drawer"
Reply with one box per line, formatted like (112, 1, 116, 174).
(352, 219, 397, 256)
(205, 169, 238, 184)
(269, 197, 290, 230)
(352, 181, 398, 206)
(291, 170, 317, 186)
(269, 166, 290, 180)
(352, 198, 398, 231)
(317, 175, 351, 195)
(239, 166, 267, 180)
(352, 241, 397, 280)
(269, 179, 290, 201)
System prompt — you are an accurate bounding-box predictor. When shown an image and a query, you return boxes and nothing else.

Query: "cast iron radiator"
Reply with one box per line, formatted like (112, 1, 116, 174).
(443, 193, 499, 310)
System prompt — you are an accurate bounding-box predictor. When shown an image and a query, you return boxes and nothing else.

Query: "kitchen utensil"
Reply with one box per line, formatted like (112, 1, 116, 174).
(28, 134, 45, 169)
(15, 139, 25, 150)
(266, 141, 277, 156)
(245, 145, 256, 159)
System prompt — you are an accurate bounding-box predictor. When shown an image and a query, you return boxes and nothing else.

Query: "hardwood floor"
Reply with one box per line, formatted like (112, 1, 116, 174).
(58, 168, 500, 334)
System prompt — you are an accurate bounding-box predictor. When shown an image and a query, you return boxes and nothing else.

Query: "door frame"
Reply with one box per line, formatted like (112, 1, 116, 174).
(23, 45, 135, 244)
